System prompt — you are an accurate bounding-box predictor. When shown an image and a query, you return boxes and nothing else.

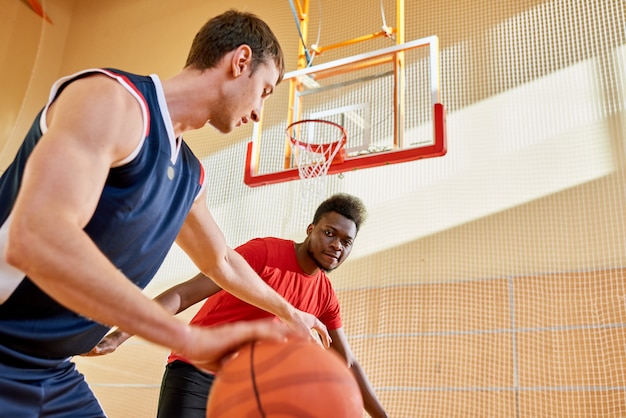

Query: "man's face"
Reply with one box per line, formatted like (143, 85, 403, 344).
(305, 211, 357, 273)
(209, 59, 279, 134)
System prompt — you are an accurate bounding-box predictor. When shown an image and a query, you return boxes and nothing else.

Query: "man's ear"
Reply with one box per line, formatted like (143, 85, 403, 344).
(231, 44, 253, 77)
(306, 224, 314, 235)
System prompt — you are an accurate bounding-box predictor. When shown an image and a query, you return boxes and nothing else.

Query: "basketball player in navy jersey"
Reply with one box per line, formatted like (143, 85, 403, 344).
(0, 9, 329, 417)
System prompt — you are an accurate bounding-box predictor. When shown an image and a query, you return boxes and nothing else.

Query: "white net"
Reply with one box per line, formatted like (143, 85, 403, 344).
(53, 1, 626, 417)
(288, 119, 346, 223)
(288, 119, 347, 178)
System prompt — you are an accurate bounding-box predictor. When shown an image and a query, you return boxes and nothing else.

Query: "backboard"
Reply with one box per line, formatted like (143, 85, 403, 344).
(244, 35, 446, 187)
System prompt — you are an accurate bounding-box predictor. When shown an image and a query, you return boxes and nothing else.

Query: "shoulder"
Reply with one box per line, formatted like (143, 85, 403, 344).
(235, 237, 295, 264)
(47, 70, 149, 163)
(50, 71, 144, 128)
(238, 237, 291, 249)
(56, 70, 139, 101)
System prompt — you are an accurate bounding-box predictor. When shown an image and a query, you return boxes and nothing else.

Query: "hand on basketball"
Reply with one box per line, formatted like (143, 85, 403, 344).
(182, 319, 298, 373)
(284, 309, 331, 348)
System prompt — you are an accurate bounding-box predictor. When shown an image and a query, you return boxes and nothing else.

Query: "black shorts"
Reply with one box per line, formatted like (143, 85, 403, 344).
(157, 360, 216, 418)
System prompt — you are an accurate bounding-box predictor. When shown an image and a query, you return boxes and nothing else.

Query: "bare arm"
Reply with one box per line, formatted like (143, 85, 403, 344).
(153, 272, 223, 315)
(84, 272, 222, 356)
(5, 75, 294, 368)
(329, 328, 388, 418)
(175, 197, 331, 347)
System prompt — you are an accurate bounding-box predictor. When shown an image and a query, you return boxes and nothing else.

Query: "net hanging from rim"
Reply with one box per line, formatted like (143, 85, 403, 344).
(287, 119, 347, 180)
(286, 119, 347, 225)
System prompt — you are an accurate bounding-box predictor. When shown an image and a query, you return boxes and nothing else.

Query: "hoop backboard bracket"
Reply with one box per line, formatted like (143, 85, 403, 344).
(244, 35, 446, 187)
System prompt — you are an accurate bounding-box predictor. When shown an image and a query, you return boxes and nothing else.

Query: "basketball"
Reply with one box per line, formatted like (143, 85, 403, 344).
(206, 340, 363, 417)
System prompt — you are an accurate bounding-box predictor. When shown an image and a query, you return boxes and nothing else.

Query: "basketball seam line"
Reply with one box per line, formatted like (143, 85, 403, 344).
(250, 343, 267, 418)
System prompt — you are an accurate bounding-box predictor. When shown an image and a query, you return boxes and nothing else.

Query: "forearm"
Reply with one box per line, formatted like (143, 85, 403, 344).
(175, 201, 321, 340)
(204, 248, 294, 320)
(349, 361, 388, 418)
(153, 272, 223, 315)
(154, 286, 187, 315)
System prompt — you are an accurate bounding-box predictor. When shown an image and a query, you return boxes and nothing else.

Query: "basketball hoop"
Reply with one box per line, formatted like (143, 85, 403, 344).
(286, 119, 347, 181)
(285, 119, 347, 228)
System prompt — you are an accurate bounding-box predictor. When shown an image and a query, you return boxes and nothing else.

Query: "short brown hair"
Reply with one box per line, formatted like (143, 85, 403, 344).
(185, 9, 285, 83)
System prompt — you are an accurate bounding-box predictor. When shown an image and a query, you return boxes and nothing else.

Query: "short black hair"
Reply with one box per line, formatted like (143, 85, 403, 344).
(312, 193, 367, 233)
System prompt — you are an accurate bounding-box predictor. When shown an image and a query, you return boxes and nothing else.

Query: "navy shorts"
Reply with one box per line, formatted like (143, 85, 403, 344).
(0, 359, 106, 417)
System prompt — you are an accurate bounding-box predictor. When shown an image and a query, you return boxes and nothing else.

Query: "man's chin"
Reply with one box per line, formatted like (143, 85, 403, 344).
(207, 121, 234, 134)
(320, 262, 338, 273)
(217, 127, 235, 134)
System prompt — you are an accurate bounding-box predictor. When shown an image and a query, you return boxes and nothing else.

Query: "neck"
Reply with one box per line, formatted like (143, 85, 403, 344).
(294, 242, 319, 275)
(161, 68, 215, 136)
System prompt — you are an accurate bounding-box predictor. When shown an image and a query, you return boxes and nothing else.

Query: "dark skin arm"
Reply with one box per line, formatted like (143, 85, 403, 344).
(86, 280, 387, 417)
(86, 273, 329, 355)
(329, 328, 389, 418)
(84, 272, 222, 355)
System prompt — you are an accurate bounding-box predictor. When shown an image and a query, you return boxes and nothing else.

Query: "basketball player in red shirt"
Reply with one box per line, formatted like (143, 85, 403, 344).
(88, 193, 388, 418)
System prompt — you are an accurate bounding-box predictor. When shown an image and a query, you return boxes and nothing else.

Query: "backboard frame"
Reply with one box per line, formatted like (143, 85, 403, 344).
(244, 35, 446, 187)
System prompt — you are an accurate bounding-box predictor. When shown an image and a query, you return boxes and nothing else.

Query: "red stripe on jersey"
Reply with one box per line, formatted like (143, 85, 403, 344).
(100, 69, 151, 137)
(197, 159, 205, 186)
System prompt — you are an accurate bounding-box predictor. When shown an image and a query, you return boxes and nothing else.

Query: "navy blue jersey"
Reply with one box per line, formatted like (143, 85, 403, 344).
(0, 69, 205, 367)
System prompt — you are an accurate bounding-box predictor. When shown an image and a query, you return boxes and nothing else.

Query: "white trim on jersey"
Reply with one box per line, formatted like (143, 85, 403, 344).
(39, 69, 151, 168)
(150, 74, 181, 165)
(0, 215, 26, 304)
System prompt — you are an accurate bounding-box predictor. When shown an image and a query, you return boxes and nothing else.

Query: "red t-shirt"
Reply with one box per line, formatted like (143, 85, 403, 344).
(168, 237, 342, 364)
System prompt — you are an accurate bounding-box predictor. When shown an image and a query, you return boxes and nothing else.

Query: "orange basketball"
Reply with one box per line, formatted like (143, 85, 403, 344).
(206, 340, 363, 417)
